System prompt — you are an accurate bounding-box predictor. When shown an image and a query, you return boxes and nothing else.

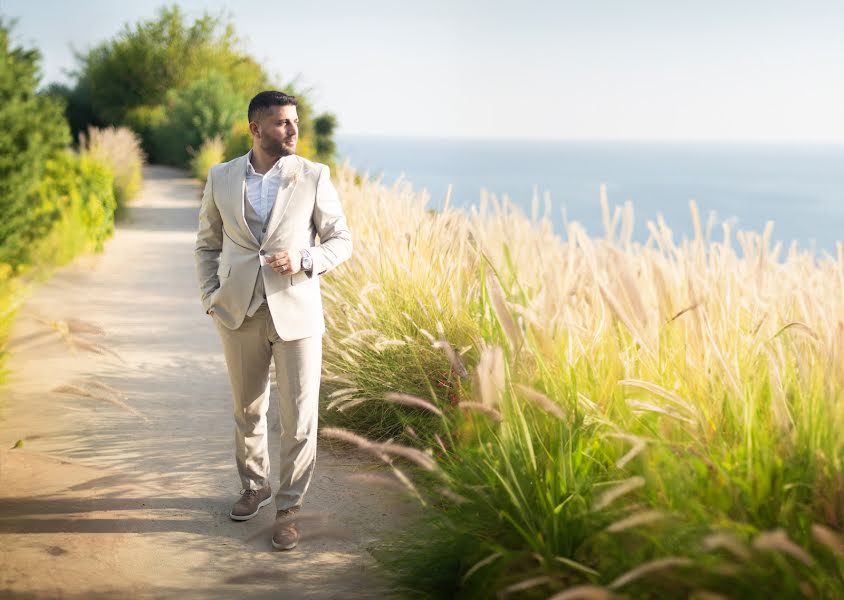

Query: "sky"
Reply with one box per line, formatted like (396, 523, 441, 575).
(1, 0, 843, 142)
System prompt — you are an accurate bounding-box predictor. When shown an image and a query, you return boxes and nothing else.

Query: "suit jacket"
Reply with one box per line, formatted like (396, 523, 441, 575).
(194, 152, 352, 340)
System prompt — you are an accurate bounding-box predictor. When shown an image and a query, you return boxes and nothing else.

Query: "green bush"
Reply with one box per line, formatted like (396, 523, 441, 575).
(154, 70, 243, 166)
(0, 19, 72, 270)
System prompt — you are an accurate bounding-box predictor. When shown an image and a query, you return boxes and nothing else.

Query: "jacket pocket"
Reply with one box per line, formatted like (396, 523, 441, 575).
(217, 263, 231, 279)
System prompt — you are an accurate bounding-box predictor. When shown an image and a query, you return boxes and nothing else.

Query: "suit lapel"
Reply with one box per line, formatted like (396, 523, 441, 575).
(230, 154, 259, 247)
(262, 155, 301, 245)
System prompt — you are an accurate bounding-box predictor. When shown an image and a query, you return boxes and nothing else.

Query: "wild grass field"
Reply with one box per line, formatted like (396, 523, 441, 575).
(318, 164, 844, 599)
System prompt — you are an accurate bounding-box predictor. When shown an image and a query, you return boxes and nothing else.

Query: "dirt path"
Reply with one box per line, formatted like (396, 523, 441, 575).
(0, 166, 414, 600)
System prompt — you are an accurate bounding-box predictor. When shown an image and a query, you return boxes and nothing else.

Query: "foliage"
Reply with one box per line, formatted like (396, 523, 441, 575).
(318, 164, 844, 598)
(0, 19, 72, 269)
(60, 5, 340, 167)
(68, 5, 268, 127)
(79, 125, 145, 214)
(190, 135, 225, 181)
(152, 70, 243, 166)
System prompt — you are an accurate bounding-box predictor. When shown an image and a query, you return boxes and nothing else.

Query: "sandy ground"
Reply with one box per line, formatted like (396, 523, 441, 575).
(0, 166, 417, 600)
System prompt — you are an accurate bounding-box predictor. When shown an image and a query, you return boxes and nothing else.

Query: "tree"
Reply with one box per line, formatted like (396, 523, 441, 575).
(0, 19, 71, 266)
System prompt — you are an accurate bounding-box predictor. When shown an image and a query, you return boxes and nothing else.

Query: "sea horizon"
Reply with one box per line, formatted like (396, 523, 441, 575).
(336, 133, 844, 254)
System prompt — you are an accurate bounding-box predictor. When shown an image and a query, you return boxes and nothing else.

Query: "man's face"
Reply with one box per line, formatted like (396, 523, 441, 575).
(251, 105, 298, 157)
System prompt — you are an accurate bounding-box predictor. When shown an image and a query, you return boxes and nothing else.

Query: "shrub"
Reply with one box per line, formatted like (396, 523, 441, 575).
(154, 70, 244, 166)
(0, 19, 72, 270)
(79, 125, 145, 213)
(190, 136, 224, 181)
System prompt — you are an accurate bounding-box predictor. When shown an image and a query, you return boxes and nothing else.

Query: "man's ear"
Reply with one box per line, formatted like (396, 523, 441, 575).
(248, 121, 260, 138)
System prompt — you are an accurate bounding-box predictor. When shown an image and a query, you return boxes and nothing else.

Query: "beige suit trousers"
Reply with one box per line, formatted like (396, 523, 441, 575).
(212, 302, 322, 511)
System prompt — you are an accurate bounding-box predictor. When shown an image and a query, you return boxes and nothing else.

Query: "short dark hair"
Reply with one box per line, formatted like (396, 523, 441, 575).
(247, 91, 298, 123)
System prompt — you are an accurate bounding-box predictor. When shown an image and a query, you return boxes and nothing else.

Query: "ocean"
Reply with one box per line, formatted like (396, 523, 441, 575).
(336, 135, 844, 254)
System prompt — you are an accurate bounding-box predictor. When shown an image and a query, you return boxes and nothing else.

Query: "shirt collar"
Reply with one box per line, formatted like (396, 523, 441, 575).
(246, 149, 286, 176)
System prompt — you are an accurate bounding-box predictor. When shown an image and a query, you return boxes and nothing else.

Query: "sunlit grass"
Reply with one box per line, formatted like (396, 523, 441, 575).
(319, 162, 844, 598)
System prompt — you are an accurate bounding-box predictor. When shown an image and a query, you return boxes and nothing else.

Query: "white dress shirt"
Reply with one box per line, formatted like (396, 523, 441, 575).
(245, 149, 286, 222)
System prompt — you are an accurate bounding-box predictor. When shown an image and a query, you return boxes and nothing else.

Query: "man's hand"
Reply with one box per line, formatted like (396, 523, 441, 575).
(267, 249, 302, 275)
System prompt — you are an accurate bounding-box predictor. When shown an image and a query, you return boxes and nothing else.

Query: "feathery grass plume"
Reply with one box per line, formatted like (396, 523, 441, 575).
(432, 339, 469, 379)
(52, 381, 147, 422)
(326, 388, 360, 410)
(324, 374, 355, 386)
(606, 509, 665, 533)
(374, 339, 407, 350)
(772, 321, 820, 343)
(597, 279, 653, 357)
(811, 524, 844, 556)
(384, 392, 443, 416)
(499, 575, 553, 597)
(668, 302, 700, 323)
(752, 529, 815, 566)
(608, 557, 692, 590)
(373, 440, 438, 471)
(618, 379, 699, 421)
(701, 532, 752, 561)
(62, 318, 105, 335)
(436, 486, 468, 504)
(389, 463, 426, 506)
(604, 433, 647, 469)
(78, 125, 144, 207)
(68, 337, 126, 363)
(591, 476, 645, 511)
(474, 344, 505, 408)
(458, 401, 503, 422)
(337, 397, 369, 412)
(433, 433, 449, 454)
(339, 328, 382, 346)
(320, 426, 437, 471)
(514, 383, 566, 420)
(625, 399, 696, 424)
(547, 585, 613, 600)
(484, 268, 522, 351)
(320, 426, 376, 450)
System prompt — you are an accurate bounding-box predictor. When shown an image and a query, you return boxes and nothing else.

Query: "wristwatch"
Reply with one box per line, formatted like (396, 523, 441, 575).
(301, 248, 313, 272)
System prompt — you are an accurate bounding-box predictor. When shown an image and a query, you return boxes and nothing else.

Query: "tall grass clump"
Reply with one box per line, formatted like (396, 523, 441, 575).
(190, 135, 225, 181)
(79, 125, 145, 216)
(318, 162, 844, 598)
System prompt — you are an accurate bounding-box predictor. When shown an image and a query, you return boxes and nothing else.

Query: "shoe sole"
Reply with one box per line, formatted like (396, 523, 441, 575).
(271, 538, 298, 550)
(229, 495, 273, 521)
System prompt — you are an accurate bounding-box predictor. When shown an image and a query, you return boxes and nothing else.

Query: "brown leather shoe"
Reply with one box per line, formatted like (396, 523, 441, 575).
(229, 485, 272, 521)
(271, 506, 301, 550)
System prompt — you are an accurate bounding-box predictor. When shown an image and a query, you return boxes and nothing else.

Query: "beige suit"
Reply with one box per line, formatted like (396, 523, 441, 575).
(194, 152, 352, 508)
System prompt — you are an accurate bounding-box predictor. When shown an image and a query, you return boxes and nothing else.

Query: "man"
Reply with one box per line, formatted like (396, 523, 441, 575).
(194, 90, 352, 550)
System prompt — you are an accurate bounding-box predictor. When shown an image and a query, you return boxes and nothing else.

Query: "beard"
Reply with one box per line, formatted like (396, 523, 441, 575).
(260, 136, 296, 157)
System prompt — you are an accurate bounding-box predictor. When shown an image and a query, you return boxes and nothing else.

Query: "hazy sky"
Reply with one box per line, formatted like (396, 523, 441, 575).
(2, 0, 842, 141)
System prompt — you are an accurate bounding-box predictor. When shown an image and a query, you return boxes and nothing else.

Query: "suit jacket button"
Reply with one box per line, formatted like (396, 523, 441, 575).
(259, 250, 266, 255)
